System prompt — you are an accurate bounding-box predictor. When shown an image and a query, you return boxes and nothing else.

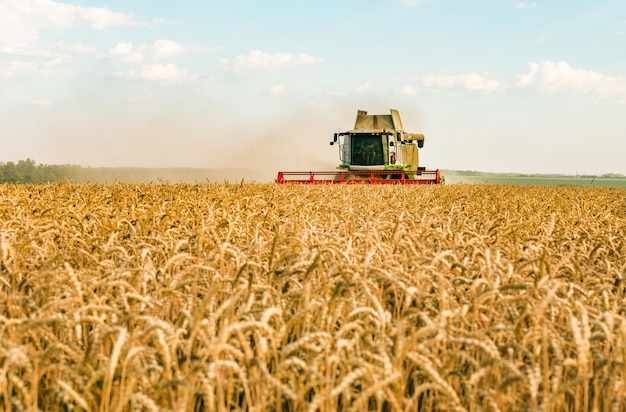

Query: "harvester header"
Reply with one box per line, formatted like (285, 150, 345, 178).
(276, 109, 442, 184)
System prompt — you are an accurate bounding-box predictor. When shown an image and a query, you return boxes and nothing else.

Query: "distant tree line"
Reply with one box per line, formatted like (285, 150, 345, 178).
(0, 159, 85, 183)
(2, 160, 624, 184)
(444, 169, 625, 179)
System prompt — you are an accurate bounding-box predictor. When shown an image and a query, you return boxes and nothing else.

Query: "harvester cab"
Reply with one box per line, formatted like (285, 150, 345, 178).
(330, 109, 425, 172)
(276, 109, 441, 184)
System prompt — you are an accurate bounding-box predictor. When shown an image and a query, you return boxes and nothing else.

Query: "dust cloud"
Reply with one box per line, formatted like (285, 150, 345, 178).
(10, 82, 430, 182)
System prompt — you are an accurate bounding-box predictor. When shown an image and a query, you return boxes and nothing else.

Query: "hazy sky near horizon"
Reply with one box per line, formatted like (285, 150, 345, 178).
(1, 0, 625, 175)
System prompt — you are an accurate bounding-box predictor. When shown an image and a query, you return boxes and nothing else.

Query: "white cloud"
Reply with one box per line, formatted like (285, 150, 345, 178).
(0, 56, 72, 78)
(152, 39, 186, 59)
(106, 42, 145, 63)
(139, 64, 188, 81)
(0, 61, 38, 78)
(0, 0, 142, 54)
(0, 0, 146, 79)
(400, 85, 417, 96)
(421, 73, 501, 93)
(0, 23, 78, 78)
(44, 54, 72, 68)
(356, 79, 372, 93)
(50, 41, 93, 55)
(516, 2, 537, 9)
(515, 61, 626, 103)
(78, 6, 139, 29)
(112, 64, 188, 81)
(269, 84, 286, 96)
(218, 50, 321, 74)
(105, 40, 186, 62)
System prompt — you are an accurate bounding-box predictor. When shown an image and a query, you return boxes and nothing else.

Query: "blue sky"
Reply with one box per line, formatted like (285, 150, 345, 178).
(1, 0, 625, 175)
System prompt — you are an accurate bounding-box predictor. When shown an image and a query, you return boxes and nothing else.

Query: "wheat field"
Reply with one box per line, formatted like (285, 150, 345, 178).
(0, 182, 625, 411)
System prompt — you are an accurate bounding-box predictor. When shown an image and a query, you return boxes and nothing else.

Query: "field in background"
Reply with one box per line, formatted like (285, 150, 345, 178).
(60, 167, 626, 188)
(1, 183, 625, 411)
(62, 167, 277, 184)
(444, 173, 626, 188)
(3, 160, 625, 187)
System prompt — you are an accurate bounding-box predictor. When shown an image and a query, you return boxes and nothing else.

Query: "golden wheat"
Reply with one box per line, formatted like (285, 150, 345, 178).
(0, 182, 624, 411)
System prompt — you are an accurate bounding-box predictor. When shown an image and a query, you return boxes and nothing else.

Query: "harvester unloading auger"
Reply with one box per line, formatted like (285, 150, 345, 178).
(276, 109, 442, 184)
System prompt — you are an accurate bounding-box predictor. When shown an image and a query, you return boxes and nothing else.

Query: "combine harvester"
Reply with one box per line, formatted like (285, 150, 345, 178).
(276, 109, 442, 184)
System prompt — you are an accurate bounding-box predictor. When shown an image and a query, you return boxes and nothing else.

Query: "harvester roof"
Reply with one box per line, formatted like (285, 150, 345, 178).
(349, 109, 404, 133)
